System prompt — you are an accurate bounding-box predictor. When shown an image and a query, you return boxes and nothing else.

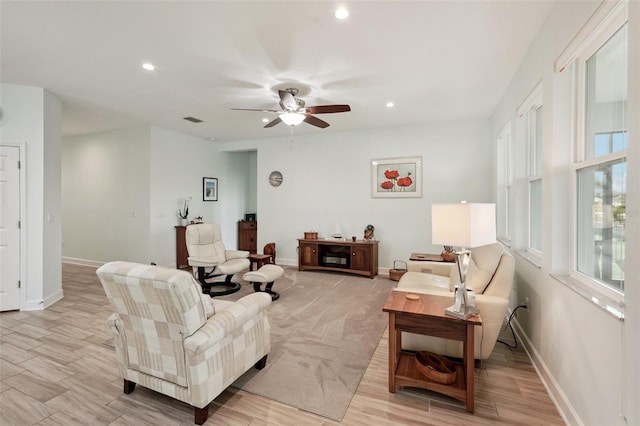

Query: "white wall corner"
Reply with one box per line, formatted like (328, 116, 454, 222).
(43, 289, 63, 309)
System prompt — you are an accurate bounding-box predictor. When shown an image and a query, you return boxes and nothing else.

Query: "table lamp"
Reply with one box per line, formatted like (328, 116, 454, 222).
(431, 202, 496, 319)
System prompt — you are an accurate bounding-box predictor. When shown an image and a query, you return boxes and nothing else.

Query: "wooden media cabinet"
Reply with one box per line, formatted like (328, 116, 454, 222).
(297, 238, 378, 278)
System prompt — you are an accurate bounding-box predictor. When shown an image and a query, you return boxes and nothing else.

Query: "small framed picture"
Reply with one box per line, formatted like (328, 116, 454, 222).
(203, 177, 218, 201)
(245, 213, 256, 222)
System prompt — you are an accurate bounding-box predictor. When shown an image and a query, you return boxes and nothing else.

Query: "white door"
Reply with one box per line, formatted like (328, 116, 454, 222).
(0, 146, 21, 311)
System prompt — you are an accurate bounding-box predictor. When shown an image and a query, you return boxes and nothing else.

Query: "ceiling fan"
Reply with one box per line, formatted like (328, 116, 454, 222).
(231, 88, 351, 128)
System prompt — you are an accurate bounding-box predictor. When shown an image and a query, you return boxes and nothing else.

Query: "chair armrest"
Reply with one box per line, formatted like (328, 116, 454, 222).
(107, 313, 131, 370)
(200, 293, 214, 318)
(397, 271, 451, 292)
(187, 256, 218, 267)
(407, 260, 454, 276)
(474, 294, 509, 323)
(107, 312, 122, 334)
(184, 292, 271, 354)
(225, 250, 250, 260)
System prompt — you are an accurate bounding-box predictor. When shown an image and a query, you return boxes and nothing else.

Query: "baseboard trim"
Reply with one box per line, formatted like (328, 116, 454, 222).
(277, 258, 298, 267)
(278, 258, 387, 277)
(511, 317, 583, 426)
(43, 289, 64, 308)
(62, 257, 104, 268)
(23, 298, 44, 311)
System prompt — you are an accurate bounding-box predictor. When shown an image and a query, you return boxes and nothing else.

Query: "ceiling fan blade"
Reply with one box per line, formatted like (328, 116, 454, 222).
(264, 117, 282, 128)
(231, 108, 280, 113)
(278, 90, 297, 111)
(303, 115, 330, 128)
(304, 105, 351, 114)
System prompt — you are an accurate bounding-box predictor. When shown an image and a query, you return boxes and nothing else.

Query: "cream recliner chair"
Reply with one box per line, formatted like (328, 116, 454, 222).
(395, 243, 514, 360)
(97, 261, 271, 425)
(185, 223, 250, 296)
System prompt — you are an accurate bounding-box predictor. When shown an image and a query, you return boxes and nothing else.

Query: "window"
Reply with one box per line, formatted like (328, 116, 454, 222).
(496, 123, 512, 243)
(518, 84, 543, 255)
(573, 21, 627, 295)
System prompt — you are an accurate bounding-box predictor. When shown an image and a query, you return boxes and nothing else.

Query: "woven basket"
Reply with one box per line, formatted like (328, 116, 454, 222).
(414, 351, 457, 385)
(389, 260, 407, 281)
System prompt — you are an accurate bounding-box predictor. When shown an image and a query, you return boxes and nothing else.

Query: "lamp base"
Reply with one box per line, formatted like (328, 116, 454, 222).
(444, 305, 479, 320)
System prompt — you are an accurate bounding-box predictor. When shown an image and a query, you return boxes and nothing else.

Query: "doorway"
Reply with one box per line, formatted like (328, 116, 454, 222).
(0, 145, 22, 311)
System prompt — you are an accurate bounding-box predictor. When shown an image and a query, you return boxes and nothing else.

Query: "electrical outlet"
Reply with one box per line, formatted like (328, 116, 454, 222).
(524, 297, 530, 311)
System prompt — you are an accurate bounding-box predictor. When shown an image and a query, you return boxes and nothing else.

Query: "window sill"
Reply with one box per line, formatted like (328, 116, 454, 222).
(550, 274, 624, 321)
(497, 237, 512, 248)
(516, 250, 542, 268)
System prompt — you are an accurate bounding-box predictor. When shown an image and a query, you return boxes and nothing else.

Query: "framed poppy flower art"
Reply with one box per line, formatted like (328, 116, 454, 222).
(371, 156, 422, 198)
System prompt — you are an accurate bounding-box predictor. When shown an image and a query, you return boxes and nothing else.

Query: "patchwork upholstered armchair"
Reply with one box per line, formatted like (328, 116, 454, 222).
(97, 261, 271, 424)
(186, 223, 250, 296)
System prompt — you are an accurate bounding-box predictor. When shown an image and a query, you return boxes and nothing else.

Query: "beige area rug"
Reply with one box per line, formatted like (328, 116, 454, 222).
(223, 267, 394, 421)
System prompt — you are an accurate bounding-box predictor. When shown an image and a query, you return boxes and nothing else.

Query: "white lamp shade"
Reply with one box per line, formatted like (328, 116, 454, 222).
(431, 203, 496, 248)
(280, 112, 305, 126)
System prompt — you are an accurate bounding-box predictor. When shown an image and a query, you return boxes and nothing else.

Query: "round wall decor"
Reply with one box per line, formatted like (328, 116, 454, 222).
(268, 170, 283, 187)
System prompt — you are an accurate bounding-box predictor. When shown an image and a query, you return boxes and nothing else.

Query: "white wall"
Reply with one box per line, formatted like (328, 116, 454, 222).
(0, 83, 63, 310)
(42, 90, 63, 307)
(62, 125, 251, 267)
(245, 150, 257, 215)
(220, 119, 492, 269)
(491, 1, 640, 424)
(148, 126, 251, 266)
(63, 127, 151, 264)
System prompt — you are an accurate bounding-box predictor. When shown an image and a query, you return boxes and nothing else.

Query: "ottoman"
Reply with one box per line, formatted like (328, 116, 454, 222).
(243, 264, 284, 301)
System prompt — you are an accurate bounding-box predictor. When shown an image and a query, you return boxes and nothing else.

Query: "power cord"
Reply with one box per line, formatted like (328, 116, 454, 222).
(497, 303, 528, 349)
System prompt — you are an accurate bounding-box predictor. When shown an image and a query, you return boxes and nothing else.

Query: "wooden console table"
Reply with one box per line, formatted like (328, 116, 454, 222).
(297, 239, 378, 278)
(383, 291, 482, 412)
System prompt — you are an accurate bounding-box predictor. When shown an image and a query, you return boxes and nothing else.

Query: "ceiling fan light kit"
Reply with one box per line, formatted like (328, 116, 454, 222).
(280, 112, 305, 126)
(232, 87, 351, 129)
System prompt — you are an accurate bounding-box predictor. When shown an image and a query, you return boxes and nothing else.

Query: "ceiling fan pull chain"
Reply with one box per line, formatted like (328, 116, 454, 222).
(290, 126, 295, 149)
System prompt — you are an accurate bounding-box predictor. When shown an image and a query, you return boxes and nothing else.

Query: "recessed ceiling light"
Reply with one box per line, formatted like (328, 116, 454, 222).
(142, 63, 156, 71)
(209, 137, 216, 141)
(335, 7, 349, 20)
(262, 118, 269, 123)
(386, 102, 395, 108)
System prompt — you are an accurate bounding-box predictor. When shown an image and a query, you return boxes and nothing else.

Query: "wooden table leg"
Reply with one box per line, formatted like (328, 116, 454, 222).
(388, 313, 396, 393)
(465, 321, 475, 412)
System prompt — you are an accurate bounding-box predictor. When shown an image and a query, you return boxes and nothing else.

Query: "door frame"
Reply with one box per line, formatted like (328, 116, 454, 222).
(1, 142, 27, 310)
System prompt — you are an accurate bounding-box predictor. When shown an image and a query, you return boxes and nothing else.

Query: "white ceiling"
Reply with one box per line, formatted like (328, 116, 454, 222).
(1, 1, 556, 142)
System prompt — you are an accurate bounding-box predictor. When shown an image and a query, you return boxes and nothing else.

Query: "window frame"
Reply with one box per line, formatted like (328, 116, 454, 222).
(569, 7, 628, 303)
(496, 122, 512, 245)
(517, 83, 543, 257)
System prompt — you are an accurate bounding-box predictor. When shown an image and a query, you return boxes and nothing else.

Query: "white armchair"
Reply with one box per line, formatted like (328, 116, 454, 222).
(185, 223, 250, 296)
(97, 261, 271, 425)
(396, 243, 514, 360)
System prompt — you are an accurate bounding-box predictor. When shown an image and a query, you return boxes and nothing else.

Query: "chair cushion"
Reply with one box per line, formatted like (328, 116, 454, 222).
(216, 257, 250, 275)
(449, 243, 503, 294)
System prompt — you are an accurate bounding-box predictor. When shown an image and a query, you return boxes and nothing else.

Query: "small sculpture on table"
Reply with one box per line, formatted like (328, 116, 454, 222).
(363, 224, 375, 241)
(441, 245, 457, 262)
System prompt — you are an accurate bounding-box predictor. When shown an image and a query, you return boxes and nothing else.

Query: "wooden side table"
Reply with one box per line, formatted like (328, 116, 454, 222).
(175, 225, 189, 270)
(382, 291, 482, 412)
(248, 253, 272, 271)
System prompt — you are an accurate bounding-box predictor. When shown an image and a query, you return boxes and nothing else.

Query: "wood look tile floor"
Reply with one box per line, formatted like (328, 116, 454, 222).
(0, 264, 565, 425)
